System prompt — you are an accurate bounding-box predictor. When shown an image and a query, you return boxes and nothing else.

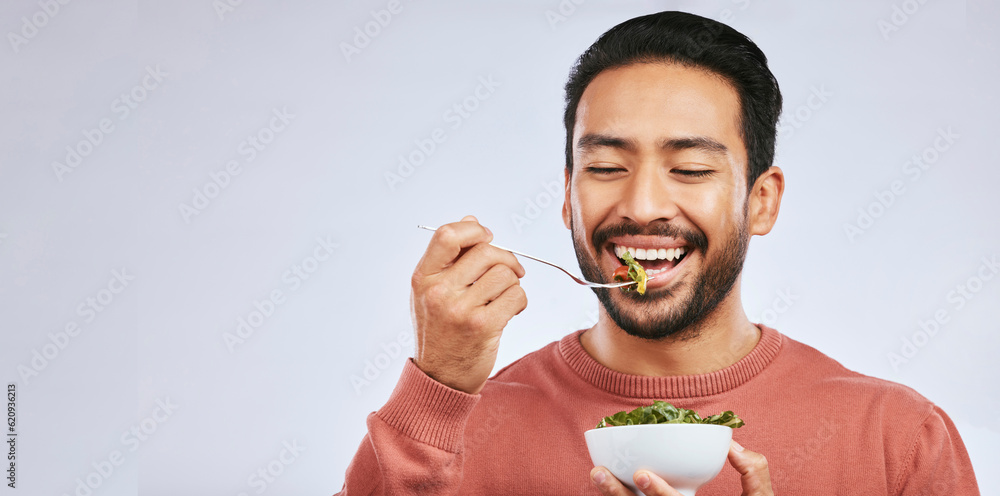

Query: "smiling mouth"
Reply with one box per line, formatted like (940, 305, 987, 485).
(612, 244, 689, 276)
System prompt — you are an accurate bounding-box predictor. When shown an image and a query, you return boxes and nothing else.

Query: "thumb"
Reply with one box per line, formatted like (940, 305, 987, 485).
(460, 215, 490, 238)
(727, 440, 773, 496)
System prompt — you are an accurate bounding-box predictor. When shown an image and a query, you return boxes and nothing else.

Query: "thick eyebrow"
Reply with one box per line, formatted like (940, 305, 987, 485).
(576, 133, 729, 157)
(660, 136, 728, 156)
(576, 133, 638, 154)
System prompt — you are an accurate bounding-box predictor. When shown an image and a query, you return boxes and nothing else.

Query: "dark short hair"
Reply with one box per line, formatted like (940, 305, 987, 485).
(563, 11, 782, 191)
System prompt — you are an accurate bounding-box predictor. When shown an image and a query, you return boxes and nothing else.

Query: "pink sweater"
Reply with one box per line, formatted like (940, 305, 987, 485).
(336, 326, 979, 495)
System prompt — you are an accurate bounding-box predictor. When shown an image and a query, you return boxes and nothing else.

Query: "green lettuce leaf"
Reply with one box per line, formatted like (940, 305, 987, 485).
(618, 251, 647, 295)
(595, 400, 745, 429)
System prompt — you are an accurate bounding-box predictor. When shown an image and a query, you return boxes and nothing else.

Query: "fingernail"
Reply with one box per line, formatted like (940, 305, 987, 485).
(484, 226, 492, 237)
(636, 472, 650, 489)
(732, 440, 745, 452)
(592, 470, 606, 485)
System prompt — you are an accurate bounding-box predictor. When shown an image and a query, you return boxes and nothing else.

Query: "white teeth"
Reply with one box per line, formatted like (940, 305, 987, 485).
(615, 245, 687, 261)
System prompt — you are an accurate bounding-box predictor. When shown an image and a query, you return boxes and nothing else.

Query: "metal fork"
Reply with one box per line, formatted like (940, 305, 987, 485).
(417, 225, 648, 289)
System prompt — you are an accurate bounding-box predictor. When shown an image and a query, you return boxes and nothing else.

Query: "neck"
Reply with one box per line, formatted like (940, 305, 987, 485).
(580, 288, 760, 377)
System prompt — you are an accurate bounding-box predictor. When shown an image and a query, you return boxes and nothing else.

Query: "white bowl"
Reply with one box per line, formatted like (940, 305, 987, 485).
(584, 424, 732, 496)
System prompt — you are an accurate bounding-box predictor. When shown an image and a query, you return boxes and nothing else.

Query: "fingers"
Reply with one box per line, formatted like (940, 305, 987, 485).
(463, 263, 517, 300)
(591, 467, 683, 496)
(631, 471, 683, 496)
(462, 267, 527, 337)
(591, 467, 636, 496)
(450, 244, 525, 289)
(481, 281, 528, 323)
(727, 440, 774, 496)
(416, 216, 493, 275)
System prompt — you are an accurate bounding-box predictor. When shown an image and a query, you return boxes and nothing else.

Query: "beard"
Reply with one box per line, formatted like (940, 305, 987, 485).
(571, 210, 749, 342)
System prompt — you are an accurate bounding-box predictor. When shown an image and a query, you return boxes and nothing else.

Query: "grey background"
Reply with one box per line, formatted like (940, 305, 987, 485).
(1, 0, 997, 494)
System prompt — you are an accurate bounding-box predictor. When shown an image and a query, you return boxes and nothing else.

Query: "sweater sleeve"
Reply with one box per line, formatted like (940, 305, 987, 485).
(893, 405, 980, 496)
(335, 359, 481, 496)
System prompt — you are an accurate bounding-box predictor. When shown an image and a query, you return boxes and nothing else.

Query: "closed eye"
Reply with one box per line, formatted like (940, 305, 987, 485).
(584, 166, 626, 175)
(674, 169, 715, 178)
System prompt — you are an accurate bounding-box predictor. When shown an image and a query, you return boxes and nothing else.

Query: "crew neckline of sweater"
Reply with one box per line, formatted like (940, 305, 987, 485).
(558, 324, 783, 399)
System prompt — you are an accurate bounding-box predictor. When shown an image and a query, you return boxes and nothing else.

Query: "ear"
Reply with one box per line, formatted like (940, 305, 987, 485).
(561, 168, 572, 230)
(747, 166, 784, 236)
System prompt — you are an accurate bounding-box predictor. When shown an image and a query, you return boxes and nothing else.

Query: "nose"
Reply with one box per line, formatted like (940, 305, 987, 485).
(617, 163, 679, 225)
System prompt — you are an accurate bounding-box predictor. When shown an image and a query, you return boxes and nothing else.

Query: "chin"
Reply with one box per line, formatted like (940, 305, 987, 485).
(598, 285, 705, 341)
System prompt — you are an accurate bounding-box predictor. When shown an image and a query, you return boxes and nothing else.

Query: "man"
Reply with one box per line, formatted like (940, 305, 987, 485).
(337, 11, 979, 495)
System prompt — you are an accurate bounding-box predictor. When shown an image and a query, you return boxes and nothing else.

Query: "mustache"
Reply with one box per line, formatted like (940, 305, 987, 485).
(592, 221, 708, 254)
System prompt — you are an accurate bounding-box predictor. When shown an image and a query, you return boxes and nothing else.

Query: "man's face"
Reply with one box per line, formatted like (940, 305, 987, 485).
(563, 62, 751, 341)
